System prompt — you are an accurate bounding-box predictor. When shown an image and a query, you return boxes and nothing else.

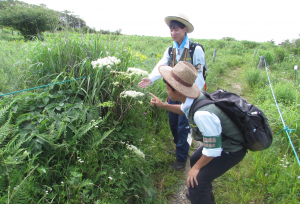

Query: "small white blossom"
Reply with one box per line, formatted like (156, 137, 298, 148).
(108, 176, 113, 180)
(91, 56, 121, 69)
(112, 81, 119, 86)
(127, 68, 149, 76)
(121, 90, 144, 98)
(126, 144, 145, 159)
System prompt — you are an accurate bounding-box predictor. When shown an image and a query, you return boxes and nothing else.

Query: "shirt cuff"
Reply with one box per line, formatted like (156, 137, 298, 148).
(202, 147, 222, 157)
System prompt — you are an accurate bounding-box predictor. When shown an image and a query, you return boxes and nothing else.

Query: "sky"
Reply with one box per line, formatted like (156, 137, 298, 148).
(22, 0, 300, 45)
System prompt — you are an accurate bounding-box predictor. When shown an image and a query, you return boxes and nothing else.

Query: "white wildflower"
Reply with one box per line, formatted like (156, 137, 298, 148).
(108, 176, 113, 180)
(126, 144, 145, 159)
(91, 56, 121, 69)
(121, 90, 144, 98)
(112, 81, 119, 86)
(127, 67, 149, 76)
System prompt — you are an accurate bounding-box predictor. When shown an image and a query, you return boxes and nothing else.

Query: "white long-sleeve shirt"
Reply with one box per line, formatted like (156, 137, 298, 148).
(181, 98, 223, 157)
(148, 38, 206, 90)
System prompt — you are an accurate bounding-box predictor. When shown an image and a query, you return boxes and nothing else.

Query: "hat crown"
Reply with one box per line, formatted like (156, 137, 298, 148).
(173, 61, 197, 86)
(164, 13, 194, 33)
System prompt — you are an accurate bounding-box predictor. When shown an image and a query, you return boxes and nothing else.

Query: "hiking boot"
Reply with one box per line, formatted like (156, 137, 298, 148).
(167, 150, 176, 156)
(170, 159, 186, 170)
(186, 191, 216, 203)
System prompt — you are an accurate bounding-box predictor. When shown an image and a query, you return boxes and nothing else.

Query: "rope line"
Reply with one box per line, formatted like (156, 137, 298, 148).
(0, 76, 89, 98)
(259, 55, 300, 166)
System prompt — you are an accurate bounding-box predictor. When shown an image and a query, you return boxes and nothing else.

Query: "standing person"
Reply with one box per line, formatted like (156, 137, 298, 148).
(138, 14, 206, 170)
(149, 61, 247, 204)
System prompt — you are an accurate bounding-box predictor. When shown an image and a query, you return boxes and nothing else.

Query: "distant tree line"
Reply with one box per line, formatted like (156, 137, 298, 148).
(0, 0, 122, 40)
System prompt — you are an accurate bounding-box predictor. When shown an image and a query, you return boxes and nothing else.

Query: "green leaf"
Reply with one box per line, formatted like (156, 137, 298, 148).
(45, 103, 58, 110)
(42, 96, 50, 105)
(12, 105, 18, 113)
(36, 101, 45, 108)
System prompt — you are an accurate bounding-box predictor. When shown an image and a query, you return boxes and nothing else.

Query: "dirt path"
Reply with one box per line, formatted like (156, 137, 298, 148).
(169, 67, 245, 204)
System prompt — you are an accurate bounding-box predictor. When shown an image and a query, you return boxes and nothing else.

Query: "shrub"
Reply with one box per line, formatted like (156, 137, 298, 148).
(272, 81, 297, 104)
(273, 47, 287, 63)
(0, 4, 59, 40)
(245, 68, 268, 88)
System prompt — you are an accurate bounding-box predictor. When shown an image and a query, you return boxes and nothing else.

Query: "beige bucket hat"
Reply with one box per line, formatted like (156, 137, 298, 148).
(164, 14, 194, 33)
(159, 61, 199, 99)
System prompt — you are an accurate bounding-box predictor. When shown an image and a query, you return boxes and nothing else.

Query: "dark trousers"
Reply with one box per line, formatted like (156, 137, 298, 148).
(168, 97, 190, 162)
(189, 146, 247, 204)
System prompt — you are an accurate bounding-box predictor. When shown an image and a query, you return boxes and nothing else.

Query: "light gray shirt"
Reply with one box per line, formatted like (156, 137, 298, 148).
(148, 39, 206, 90)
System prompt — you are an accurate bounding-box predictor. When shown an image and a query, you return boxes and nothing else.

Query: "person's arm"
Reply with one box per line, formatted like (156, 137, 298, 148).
(187, 155, 213, 188)
(149, 93, 184, 115)
(138, 48, 170, 88)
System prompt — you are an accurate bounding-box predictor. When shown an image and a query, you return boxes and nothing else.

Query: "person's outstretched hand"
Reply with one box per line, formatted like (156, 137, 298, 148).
(149, 93, 164, 108)
(138, 78, 151, 88)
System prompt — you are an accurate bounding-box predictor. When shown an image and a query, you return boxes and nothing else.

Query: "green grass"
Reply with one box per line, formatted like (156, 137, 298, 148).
(0, 30, 300, 203)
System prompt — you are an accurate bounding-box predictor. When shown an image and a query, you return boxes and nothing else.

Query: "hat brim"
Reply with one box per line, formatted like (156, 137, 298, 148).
(164, 16, 194, 33)
(159, 65, 200, 99)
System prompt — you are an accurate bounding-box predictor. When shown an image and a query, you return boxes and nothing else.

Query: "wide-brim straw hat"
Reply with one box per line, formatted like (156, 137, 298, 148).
(159, 61, 200, 99)
(164, 14, 194, 33)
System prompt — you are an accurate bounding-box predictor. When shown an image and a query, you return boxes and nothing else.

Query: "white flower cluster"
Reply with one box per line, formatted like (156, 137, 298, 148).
(121, 90, 144, 98)
(127, 67, 149, 76)
(91, 56, 121, 69)
(77, 157, 84, 163)
(126, 144, 145, 159)
(279, 155, 289, 168)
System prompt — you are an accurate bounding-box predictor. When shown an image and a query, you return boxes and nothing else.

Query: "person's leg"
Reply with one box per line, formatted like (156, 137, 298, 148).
(175, 113, 190, 162)
(168, 97, 179, 145)
(189, 146, 247, 204)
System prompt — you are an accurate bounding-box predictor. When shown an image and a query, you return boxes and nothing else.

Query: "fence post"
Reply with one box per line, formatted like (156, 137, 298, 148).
(12, 30, 13, 35)
(253, 49, 258, 59)
(257, 56, 265, 69)
(294, 65, 298, 85)
(213, 49, 217, 62)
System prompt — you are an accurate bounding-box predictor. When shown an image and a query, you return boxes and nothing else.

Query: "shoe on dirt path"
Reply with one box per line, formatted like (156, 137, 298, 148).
(170, 159, 186, 170)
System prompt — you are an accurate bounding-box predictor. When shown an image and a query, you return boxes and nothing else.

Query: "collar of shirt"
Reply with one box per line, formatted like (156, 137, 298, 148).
(180, 97, 194, 117)
(173, 35, 189, 54)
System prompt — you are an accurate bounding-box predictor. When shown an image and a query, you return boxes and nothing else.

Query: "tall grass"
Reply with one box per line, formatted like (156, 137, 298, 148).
(0, 31, 300, 203)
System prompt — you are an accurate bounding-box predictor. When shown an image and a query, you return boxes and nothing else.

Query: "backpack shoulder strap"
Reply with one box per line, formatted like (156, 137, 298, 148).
(189, 41, 205, 62)
(168, 45, 173, 56)
(191, 91, 214, 116)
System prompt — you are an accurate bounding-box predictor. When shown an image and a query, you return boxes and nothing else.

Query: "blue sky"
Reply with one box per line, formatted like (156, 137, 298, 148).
(23, 0, 300, 44)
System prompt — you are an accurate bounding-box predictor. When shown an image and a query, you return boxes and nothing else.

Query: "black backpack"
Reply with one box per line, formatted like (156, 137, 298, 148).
(168, 41, 208, 80)
(192, 89, 273, 151)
